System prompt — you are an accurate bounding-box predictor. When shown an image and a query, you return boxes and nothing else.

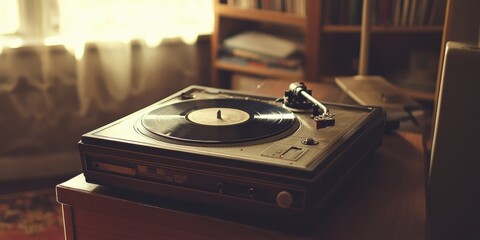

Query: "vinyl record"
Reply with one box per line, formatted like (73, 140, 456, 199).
(138, 99, 299, 146)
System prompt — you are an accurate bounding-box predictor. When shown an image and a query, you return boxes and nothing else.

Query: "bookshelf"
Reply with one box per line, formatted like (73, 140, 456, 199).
(211, 0, 446, 100)
(211, 0, 320, 88)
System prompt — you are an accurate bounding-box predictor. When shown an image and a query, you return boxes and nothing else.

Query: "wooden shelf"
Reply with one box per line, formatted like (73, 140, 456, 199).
(215, 60, 303, 80)
(216, 5, 306, 28)
(212, 1, 316, 87)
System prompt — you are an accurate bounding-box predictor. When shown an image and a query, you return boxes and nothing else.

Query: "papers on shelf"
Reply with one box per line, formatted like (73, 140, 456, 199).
(223, 31, 299, 59)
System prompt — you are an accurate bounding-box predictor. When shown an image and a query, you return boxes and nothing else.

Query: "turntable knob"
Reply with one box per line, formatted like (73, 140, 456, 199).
(302, 137, 319, 145)
(276, 190, 293, 208)
(248, 187, 256, 199)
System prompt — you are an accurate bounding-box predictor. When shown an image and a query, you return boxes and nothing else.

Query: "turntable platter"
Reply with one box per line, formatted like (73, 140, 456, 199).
(137, 99, 300, 146)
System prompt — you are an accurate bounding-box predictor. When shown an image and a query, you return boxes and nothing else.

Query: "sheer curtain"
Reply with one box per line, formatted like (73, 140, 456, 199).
(56, 0, 213, 115)
(0, 0, 213, 180)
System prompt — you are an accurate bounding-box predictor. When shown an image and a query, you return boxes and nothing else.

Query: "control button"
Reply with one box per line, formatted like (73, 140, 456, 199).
(180, 92, 195, 100)
(247, 187, 255, 199)
(281, 147, 304, 160)
(276, 190, 293, 208)
(302, 137, 318, 145)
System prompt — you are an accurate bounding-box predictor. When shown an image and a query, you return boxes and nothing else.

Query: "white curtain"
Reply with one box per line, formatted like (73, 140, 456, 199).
(0, 0, 213, 179)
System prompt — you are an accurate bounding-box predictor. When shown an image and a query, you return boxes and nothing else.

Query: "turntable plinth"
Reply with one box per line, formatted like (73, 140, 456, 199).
(57, 130, 425, 240)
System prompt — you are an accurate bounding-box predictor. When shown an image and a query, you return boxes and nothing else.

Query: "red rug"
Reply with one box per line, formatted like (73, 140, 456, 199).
(0, 189, 64, 240)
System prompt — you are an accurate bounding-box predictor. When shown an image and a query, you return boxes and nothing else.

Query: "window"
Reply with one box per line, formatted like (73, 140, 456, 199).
(0, 0, 59, 50)
(1, 0, 213, 48)
(0, 0, 20, 35)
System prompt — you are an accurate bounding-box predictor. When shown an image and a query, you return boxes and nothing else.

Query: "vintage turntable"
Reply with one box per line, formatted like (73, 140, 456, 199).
(78, 82, 385, 219)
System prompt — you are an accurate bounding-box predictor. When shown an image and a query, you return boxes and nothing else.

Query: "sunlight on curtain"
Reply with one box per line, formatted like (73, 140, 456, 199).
(0, 0, 19, 35)
(55, 0, 214, 58)
(50, 0, 214, 115)
(0, 0, 20, 54)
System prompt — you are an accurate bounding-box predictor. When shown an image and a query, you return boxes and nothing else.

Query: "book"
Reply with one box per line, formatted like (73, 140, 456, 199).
(349, 0, 363, 25)
(379, 0, 391, 25)
(393, 0, 403, 26)
(401, 0, 411, 26)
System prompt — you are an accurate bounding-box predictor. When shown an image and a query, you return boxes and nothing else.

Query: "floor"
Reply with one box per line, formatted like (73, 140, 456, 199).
(0, 175, 71, 240)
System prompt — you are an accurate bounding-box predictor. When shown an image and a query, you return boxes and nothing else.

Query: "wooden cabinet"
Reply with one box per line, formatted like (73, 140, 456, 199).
(211, 0, 445, 100)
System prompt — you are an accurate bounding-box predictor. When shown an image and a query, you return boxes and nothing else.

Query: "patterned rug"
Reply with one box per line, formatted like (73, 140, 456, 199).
(0, 189, 64, 240)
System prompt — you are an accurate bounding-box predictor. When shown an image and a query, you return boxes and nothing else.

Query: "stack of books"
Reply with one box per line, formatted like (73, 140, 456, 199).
(223, 0, 307, 17)
(323, 0, 446, 26)
(218, 31, 303, 72)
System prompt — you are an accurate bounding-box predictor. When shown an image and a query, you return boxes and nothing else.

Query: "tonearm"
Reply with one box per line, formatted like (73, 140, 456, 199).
(281, 82, 335, 129)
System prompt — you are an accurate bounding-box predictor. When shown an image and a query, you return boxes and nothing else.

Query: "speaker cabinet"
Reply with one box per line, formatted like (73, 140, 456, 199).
(428, 41, 480, 240)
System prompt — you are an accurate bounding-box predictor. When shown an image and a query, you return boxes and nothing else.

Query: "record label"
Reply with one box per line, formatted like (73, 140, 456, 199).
(187, 108, 250, 126)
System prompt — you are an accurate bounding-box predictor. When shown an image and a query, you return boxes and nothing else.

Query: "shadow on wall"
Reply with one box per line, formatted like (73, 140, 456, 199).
(0, 39, 211, 181)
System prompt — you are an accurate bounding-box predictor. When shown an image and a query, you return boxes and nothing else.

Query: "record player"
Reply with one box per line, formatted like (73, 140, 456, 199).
(78, 83, 385, 219)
